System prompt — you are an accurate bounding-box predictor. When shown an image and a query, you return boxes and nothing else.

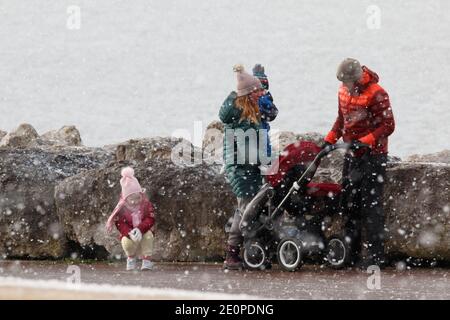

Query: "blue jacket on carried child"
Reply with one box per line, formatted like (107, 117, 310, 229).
(253, 64, 278, 158)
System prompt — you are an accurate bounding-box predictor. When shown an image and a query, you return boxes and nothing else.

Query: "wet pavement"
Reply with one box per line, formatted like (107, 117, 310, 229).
(1, 260, 449, 299)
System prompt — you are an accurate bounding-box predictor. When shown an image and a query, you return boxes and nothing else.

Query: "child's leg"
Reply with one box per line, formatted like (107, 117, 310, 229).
(121, 236, 139, 257)
(137, 231, 154, 259)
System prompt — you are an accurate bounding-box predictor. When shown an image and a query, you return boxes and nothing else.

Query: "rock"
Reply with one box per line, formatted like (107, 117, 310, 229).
(202, 121, 224, 165)
(204, 120, 224, 134)
(0, 130, 6, 141)
(388, 155, 402, 162)
(406, 150, 450, 164)
(384, 162, 450, 260)
(113, 137, 202, 164)
(270, 131, 301, 155)
(55, 158, 234, 261)
(2, 122, 450, 262)
(40, 126, 82, 147)
(0, 124, 39, 148)
(55, 135, 450, 262)
(0, 147, 114, 259)
(270, 131, 324, 155)
(202, 121, 224, 148)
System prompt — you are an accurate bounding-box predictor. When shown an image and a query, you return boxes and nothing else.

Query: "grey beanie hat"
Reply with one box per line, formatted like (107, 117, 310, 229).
(336, 58, 363, 82)
(233, 64, 262, 97)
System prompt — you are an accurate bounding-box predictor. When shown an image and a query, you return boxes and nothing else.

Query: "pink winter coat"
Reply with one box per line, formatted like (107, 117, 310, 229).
(115, 198, 155, 239)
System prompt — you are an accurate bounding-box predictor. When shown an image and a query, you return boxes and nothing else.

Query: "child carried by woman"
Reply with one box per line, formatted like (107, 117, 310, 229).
(252, 64, 278, 158)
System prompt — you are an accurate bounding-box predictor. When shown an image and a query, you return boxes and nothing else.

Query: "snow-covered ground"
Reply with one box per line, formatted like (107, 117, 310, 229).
(0, 0, 449, 158)
(1, 261, 450, 300)
(0, 276, 261, 300)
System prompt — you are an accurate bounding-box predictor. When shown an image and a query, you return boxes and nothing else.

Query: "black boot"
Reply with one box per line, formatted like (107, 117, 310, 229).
(223, 245, 243, 270)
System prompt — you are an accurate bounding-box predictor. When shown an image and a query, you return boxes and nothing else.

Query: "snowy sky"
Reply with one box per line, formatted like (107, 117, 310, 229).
(0, 0, 449, 157)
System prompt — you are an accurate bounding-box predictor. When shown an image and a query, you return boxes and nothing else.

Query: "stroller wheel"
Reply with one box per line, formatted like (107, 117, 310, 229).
(325, 236, 350, 269)
(243, 241, 271, 270)
(277, 238, 303, 272)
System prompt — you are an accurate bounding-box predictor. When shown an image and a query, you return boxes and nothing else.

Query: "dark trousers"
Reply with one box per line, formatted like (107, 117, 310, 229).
(341, 153, 388, 264)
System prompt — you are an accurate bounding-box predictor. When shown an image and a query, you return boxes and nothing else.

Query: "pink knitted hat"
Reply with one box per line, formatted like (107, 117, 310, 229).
(233, 64, 262, 97)
(120, 167, 143, 199)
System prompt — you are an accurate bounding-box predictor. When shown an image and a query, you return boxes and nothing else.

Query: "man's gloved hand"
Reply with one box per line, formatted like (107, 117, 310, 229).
(358, 133, 376, 148)
(129, 228, 142, 242)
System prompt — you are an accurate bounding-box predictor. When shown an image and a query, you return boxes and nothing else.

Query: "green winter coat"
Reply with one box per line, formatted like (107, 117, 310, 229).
(219, 91, 263, 198)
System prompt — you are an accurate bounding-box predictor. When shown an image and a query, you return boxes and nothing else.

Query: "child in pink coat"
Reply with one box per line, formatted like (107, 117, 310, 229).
(106, 167, 155, 271)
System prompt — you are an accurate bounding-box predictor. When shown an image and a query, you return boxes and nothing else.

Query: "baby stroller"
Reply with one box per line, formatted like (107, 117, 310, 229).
(240, 140, 368, 271)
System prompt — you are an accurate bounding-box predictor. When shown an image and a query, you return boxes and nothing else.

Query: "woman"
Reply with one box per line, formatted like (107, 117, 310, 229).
(219, 64, 270, 270)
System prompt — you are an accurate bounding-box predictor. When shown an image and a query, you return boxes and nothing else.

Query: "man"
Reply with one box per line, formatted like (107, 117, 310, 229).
(323, 58, 395, 268)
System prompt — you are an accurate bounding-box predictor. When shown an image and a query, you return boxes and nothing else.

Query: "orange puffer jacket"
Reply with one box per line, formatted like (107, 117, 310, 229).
(325, 66, 395, 155)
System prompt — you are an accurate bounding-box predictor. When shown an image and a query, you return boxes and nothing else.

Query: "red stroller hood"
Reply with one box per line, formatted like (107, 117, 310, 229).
(266, 141, 322, 187)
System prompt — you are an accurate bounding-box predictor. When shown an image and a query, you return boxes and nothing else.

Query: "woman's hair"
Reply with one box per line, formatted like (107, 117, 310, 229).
(235, 94, 261, 124)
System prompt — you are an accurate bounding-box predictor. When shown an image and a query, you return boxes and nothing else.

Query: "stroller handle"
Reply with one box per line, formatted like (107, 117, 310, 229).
(320, 141, 370, 159)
